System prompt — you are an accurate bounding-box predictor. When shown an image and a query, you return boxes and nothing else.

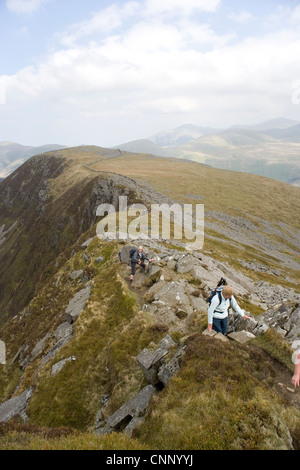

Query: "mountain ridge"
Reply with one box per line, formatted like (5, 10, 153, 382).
(0, 146, 299, 449)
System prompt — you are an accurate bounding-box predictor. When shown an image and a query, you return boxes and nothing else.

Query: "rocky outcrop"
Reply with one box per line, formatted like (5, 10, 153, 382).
(0, 387, 33, 422)
(95, 334, 185, 436)
(51, 356, 76, 376)
(136, 334, 177, 386)
(95, 385, 156, 436)
(0, 340, 5, 364)
(228, 301, 300, 348)
(64, 282, 92, 324)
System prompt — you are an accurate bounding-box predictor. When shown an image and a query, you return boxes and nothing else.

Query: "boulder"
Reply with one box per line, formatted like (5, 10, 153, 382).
(65, 282, 91, 324)
(81, 237, 95, 248)
(95, 385, 156, 435)
(53, 322, 73, 341)
(119, 245, 136, 264)
(0, 388, 34, 422)
(176, 255, 197, 274)
(228, 331, 256, 344)
(136, 335, 176, 385)
(227, 301, 300, 345)
(154, 281, 190, 309)
(51, 356, 76, 376)
(157, 346, 186, 387)
(144, 265, 161, 286)
(31, 333, 51, 360)
(69, 270, 84, 280)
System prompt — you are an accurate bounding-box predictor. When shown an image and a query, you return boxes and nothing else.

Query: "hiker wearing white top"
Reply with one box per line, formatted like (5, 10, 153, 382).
(207, 285, 250, 335)
(292, 351, 300, 389)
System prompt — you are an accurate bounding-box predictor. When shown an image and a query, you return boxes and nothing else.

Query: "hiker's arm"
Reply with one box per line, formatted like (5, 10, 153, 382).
(230, 296, 250, 318)
(142, 254, 154, 262)
(292, 354, 300, 388)
(207, 296, 219, 330)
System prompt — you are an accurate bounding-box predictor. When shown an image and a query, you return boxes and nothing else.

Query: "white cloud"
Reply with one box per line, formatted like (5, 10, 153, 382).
(144, 0, 221, 16)
(2, 0, 300, 145)
(7, 26, 300, 112)
(6, 0, 49, 14)
(228, 10, 254, 23)
(58, 2, 141, 47)
(291, 4, 300, 22)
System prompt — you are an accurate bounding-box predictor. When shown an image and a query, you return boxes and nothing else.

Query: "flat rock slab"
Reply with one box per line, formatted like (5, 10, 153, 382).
(202, 329, 217, 337)
(0, 388, 33, 422)
(65, 282, 91, 324)
(228, 330, 256, 344)
(202, 329, 229, 342)
(215, 333, 229, 342)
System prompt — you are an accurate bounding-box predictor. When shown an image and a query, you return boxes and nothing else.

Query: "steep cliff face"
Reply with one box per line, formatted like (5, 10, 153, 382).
(0, 153, 140, 323)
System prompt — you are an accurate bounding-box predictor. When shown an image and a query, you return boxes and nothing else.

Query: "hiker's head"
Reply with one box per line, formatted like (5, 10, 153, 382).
(138, 246, 143, 252)
(222, 285, 233, 299)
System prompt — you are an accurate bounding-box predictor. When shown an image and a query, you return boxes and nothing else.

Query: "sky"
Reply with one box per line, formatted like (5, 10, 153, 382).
(1, 0, 300, 147)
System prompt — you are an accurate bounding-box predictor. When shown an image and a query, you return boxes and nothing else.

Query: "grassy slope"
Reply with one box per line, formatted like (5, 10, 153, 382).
(1, 147, 300, 449)
(59, 148, 300, 287)
(1, 233, 299, 450)
(53, 146, 300, 228)
(0, 237, 170, 430)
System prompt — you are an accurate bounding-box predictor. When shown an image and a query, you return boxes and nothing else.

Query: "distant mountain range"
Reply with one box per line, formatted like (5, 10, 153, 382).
(116, 118, 300, 186)
(2, 117, 300, 186)
(0, 141, 67, 180)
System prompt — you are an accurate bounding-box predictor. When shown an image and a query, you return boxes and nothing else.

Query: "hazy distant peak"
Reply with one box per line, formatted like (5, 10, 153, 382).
(231, 117, 300, 132)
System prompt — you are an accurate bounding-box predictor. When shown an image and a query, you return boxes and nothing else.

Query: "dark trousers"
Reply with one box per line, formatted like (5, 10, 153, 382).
(131, 261, 145, 275)
(212, 317, 228, 335)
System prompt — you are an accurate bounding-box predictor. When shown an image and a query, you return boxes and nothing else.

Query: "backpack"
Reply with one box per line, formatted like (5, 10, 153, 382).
(129, 248, 138, 259)
(206, 287, 223, 308)
(206, 277, 228, 308)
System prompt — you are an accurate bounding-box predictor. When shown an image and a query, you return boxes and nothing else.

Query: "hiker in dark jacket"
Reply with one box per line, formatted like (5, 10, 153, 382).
(130, 246, 154, 282)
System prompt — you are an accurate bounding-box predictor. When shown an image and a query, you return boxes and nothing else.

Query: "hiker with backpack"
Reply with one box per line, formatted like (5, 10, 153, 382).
(207, 283, 250, 335)
(129, 246, 154, 282)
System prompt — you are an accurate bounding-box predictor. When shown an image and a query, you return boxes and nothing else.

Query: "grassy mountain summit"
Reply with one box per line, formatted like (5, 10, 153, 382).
(0, 146, 299, 450)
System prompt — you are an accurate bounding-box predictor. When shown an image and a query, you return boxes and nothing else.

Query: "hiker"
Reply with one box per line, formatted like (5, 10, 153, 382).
(207, 285, 250, 335)
(130, 246, 154, 282)
(291, 350, 300, 388)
